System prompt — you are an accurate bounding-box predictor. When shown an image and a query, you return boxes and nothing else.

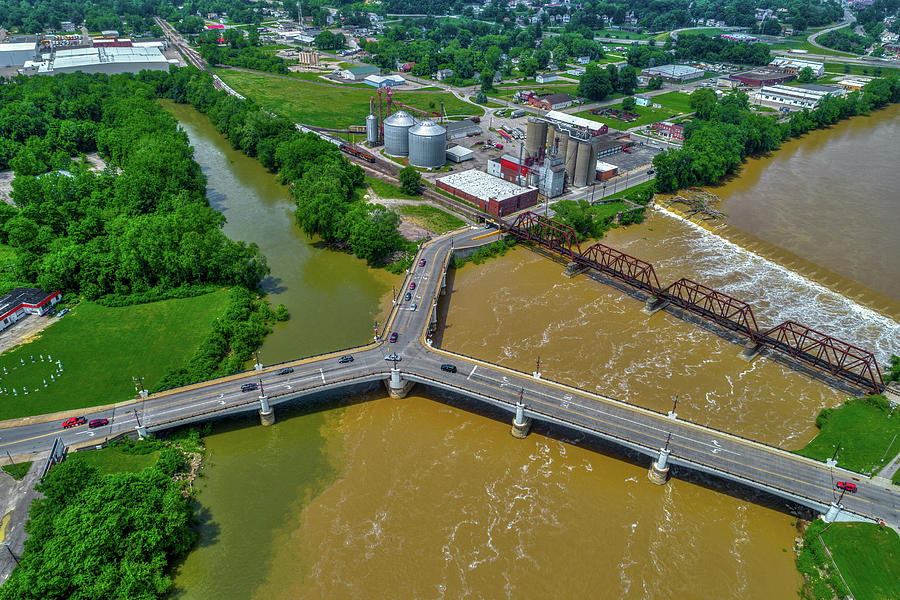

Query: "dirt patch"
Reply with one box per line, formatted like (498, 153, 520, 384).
(0, 315, 57, 356)
(398, 218, 430, 241)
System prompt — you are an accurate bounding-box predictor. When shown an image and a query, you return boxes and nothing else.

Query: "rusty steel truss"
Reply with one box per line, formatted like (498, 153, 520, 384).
(503, 212, 884, 393)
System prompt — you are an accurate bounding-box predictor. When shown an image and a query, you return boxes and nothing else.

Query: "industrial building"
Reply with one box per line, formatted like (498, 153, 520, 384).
(731, 69, 795, 87)
(364, 74, 406, 87)
(837, 79, 867, 92)
(446, 146, 474, 163)
(753, 84, 841, 110)
(529, 93, 573, 111)
(0, 42, 39, 67)
(30, 46, 172, 75)
(768, 58, 825, 78)
(436, 170, 538, 217)
(595, 161, 619, 181)
(444, 119, 482, 140)
(640, 64, 704, 82)
(339, 65, 379, 80)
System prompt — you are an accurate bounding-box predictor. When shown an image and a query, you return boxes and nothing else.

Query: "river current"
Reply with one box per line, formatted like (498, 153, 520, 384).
(164, 101, 899, 599)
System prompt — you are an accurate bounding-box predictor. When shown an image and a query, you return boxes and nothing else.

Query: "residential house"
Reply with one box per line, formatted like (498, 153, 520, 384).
(535, 72, 558, 84)
(436, 68, 454, 81)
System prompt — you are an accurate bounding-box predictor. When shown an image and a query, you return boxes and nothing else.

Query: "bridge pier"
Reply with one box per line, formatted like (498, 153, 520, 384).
(135, 425, 148, 439)
(258, 394, 275, 426)
(384, 367, 415, 399)
(428, 302, 438, 335)
(643, 296, 668, 316)
(440, 273, 447, 296)
(510, 399, 532, 439)
(738, 339, 763, 362)
(823, 501, 843, 523)
(647, 447, 671, 485)
(563, 261, 588, 278)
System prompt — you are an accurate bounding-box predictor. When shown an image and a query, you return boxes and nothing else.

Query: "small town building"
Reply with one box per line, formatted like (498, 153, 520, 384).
(0, 42, 39, 67)
(535, 72, 558, 84)
(0, 288, 61, 332)
(836, 78, 867, 92)
(634, 94, 651, 107)
(33, 45, 172, 76)
(717, 76, 741, 89)
(640, 64, 704, 82)
(566, 66, 586, 76)
(446, 145, 474, 163)
(444, 119, 482, 140)
(529, 93, 573, 111)
(435, 68, 454, 81)
(339, 65, 380, 80)
(768, 57, 825, 78)
(364, 74, 406, 87)
(753, 84, 841, 110)
(595, 161, 619, 181)
(399, 61, 415, 72)
(731, 69, 795, 87)
(651, 120, 685, 141)
(436, 170, 538, 217)
(577, 56, 591, 65)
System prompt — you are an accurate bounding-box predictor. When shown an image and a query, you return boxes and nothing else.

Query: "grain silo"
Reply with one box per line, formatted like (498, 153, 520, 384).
(525, 118, 547, 159)
(408, 120, 447, 169)
(366, 113, 379, 145)
(573, 140, 593, 187)
(383, 110, 417, 156)
(564, 136, 579, 182)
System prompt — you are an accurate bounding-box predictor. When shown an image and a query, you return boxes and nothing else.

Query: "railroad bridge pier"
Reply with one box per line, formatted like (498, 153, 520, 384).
(385, 367, 416, 399)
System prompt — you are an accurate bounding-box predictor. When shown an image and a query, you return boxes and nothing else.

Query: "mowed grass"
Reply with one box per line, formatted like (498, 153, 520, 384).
(398, 204, 466, 234)
(364, 176, 421, 201)
(1, 461, 31, 480)
(577, 105, 675, 130)
(821, 523, 900, 600)
(825, 62, 900, 77)
(795, 398, 900, 475)
(651, 91, 693, 113)
(0, 290, 231, 421)
(216, 69, 480, 128)
(71, 447, 161, 475)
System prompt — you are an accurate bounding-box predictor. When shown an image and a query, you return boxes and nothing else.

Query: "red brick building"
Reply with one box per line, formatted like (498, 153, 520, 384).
(651, 121, 685, 141)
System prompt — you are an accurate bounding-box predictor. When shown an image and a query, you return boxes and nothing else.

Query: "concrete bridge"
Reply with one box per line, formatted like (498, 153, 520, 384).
(2, 226, 897, 529)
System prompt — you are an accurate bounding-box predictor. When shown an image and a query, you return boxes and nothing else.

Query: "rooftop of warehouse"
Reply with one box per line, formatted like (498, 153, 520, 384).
(43, 45, 168, 71)
(546, 110, 606, 131)
(642, 64, 704, 76)
(437, 169, 534, 201)
(0, 42, 38, 52)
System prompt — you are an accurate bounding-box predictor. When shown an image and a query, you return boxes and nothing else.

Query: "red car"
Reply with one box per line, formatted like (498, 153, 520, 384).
(836, 481, 857, 493)
(62, 416, 87, 429)
(89, 418, 109, 428)
(409, 282, 416, 290)
(389, 332, 399, 343)
(418, 259, 426, 267)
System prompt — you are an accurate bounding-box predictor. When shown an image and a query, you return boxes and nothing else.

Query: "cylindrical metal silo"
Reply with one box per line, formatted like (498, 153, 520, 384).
(573, 140, 592, 187)
(587, 141, 600, 187)
(408, 120, 446, 169)
(547, 124, 557, 155)
(383, 110, 417, 156)
(366, 113, 378, 145)
(525, 118, 547, 159)
(564, 135, 578, 182)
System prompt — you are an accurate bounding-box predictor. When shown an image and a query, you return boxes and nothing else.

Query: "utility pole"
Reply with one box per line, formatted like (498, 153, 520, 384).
(1, 542, 19, 566)
(5, 451, 19, 478)
(668, 395, 678, 419)
(133, 409, 142, 428)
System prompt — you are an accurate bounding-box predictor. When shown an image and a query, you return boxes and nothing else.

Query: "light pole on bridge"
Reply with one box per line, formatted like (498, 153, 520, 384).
(667, 395, 678, 419)
(1, 542, 19, 566)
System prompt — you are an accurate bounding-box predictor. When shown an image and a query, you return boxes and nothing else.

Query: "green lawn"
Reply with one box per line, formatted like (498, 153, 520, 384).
(398, 204, 466, 234)
(0, 290, 231, 420)
(587, 201, 629, 219)
(598, 179, 656, 201)
(795, 397, 900, 475)
(492, 85, 581, 100)
(1, 461, 31, 480)
(216, 70, 479, 129)
(364, 176, 421, 201)
(71, 447, 161, 475)
(824, 62, 900, 78)
(648, 91, 693, 113)
(576, 102, 684, 130)
(595, 28, 655, 41)
(769, 39, 857, 56)
(821, 523, 900, 600)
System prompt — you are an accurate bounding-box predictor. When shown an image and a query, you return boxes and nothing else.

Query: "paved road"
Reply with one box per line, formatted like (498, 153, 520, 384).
(1, 226, 898, 529)
(807, 10, 855, 53)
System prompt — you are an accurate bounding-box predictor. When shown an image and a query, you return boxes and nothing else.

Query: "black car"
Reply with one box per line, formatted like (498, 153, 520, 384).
(440, 364, 457, 373)
(278, 367, 294, 375)
(338, 355, 354, 364)
(404, 292, 412, 302)
(241, 383, 258, 392)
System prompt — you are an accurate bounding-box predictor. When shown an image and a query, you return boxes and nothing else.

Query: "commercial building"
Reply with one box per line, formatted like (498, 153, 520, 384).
(444, 119, 482, 140)
(364, 74, 406, 87)
(651, 120, 685, 141)
(595, 161, 619, 181)
(634, 94, 651, 107)
(837, 78, 867, 92)
(436, 170, 538, 217)
(731, 69, 795, 87)
(753, 84, 841, 110)
(768, 57, 825, 77)
(640, 64, 704, 82)
(545, 110, 608, 137)
(32, 46, 172, 76)
(339, 65, 379, 80)
(535, 72, 558, 83)
(446, 145, 474, 163)
(720, 33, 758, 42)
(0, 288, 61, 332)
(529, 93, 573, 111)
(0, 42, 39, 67)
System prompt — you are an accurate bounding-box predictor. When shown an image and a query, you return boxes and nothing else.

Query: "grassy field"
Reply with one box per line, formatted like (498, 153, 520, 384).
(824, 62, 900, 77)
(0, 290, 231, 421)
(1, 461, 31, 480)
(595, 28, 655, 41)
(821, 523, 900, 600)
(649, 91, 693, 113)
(398, 204, 466, 234)
(599, 179, 656, 201)
(770, 39, 857, 56)
(588, 201, 629, 219)
(71, 447, 161, 475)
(795, 397, 900, 475)
(491, 85, 581, 100)
(575, 91, 691, 130)
(364, 176, 421, 201)
(216, 69, 480, 128)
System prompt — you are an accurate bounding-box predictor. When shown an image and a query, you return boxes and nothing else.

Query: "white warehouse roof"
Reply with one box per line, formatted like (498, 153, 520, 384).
(437, 169, 534, 201)
(545, 110, 606, 131)
(39, 45, 169, 74)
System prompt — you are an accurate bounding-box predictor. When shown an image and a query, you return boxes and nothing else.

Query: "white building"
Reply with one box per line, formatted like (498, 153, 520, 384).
(754, 84, 841, 110)
(0, 288, 61, 332)
(0, 42, 39, 67)
(536, 72, 558, 84)
(34, 46, 172, 76)
(768, 57, 825, 78)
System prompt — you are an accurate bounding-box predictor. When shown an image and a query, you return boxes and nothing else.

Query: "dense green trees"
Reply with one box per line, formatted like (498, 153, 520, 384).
(673, 33, 772, 66)
(653, 78, 900, 192)
(0, 456, 195, 600)
(577, 63, 638, 101)
(0, 72, 269, 302)
(399, 166, 423, 195)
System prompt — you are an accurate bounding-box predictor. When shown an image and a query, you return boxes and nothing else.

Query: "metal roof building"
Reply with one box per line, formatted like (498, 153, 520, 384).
(641, 64, 705, 82)
(444, 119, 482, 140)
(0, 42, 39, 67)
(446, 145, 474, 163)
(435, 169, 538, 217)
(36, 46, 171, 75)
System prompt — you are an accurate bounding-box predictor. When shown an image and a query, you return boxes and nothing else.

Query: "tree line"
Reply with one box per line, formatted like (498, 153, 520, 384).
(577, 63, 639, 101)
(652, 78, 900, 192)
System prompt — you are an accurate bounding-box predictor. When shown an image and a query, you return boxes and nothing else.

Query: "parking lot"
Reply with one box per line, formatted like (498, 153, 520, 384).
(600, 144, 662, 173)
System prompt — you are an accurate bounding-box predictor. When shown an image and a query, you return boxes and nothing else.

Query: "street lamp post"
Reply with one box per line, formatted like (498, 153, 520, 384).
(1, 542, 19, 566)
